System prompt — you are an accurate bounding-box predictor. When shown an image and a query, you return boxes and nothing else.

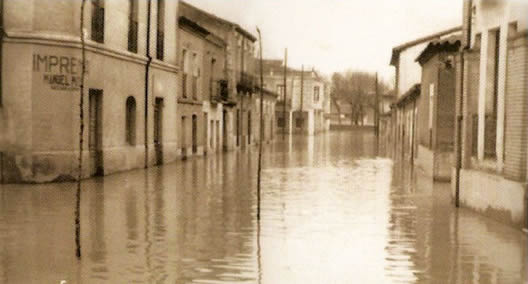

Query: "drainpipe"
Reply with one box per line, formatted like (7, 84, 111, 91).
(0, 0, 3, 108)
(0, 0, 4, 183)
(144, 0, 152, 168)
(455, 0, 472, 207)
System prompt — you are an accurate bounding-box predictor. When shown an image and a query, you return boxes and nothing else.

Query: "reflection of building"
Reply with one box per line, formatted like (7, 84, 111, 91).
(453, 0, 528, 229)
(0, 0, 180, 182)
(388, 27, 461, 173)
(415, 37, 461, 181)
(262, 60, 330, 136)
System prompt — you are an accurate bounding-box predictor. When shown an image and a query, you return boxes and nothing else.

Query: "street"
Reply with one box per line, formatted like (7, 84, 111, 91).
(0, 130, 525, 283)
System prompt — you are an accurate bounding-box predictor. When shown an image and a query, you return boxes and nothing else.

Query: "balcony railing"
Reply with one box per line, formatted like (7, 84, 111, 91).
(128, 20, 138, 53)
(236, 72, 256, 93)
(211, 79, 229, 103)
(156, 30, 164, 61)
(91, 6, 105, 43)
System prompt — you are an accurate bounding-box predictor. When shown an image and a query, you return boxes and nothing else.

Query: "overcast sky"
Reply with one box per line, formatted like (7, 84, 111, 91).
(184, 0, 462, 85)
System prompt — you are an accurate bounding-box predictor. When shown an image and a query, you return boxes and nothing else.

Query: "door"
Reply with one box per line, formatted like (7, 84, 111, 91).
(192, 114, 197, 154)
(154, 98, 163, 165)
(88, 89, 103, 176)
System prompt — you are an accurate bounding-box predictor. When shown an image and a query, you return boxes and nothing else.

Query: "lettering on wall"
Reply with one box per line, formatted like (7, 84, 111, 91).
(32, 54, 88, 91)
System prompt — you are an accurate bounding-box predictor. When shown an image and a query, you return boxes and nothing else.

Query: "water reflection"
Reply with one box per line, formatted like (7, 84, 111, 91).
(0, 131, 525, 283)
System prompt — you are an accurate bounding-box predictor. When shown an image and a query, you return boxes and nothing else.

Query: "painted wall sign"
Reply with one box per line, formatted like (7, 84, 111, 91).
(32, 54, 88, 91)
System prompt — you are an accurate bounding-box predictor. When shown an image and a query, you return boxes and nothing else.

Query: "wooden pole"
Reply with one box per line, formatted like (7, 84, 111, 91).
(375, 72, 379, 155)
(283, 48, 288, 140)
(256, 28, 264, 221)
(300, 65, 304, 112)
(76, 0, 87, 260)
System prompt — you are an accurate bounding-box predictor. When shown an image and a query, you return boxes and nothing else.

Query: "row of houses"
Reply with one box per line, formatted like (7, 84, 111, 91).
(0, 0, 330, 183)
(382, 0, 528, 230)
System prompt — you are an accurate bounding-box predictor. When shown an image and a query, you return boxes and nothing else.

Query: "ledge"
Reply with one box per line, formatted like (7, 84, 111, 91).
(4, 30, 180, 73)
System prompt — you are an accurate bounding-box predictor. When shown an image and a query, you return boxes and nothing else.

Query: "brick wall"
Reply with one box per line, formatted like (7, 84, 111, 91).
(504, 31, 528, 181)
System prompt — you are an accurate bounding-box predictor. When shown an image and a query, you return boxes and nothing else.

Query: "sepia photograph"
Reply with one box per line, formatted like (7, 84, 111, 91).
(0, 0, 527, 283)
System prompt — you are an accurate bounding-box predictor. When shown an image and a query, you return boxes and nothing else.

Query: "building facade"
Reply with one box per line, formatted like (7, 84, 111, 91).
(179, 1, 260, 151)
(0, 0, 179, 183)
(262, 60, 330, 136)
(389, 27, 461, 174)
(453, 0, 528, 229)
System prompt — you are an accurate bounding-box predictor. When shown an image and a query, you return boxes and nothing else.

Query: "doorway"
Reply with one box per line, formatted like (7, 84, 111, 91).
(192, 114, 197, 154)
(88, 89, 103, 176)
(154, 98, 163, 165)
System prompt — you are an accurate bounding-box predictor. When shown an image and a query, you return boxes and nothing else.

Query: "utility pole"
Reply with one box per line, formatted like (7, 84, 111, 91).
(256, 27, 264, 221)
(283, 48, 288, 140)
(76, 0, 87, 260)
(375, 72, 380, 155)
(300, 65, 304, 112)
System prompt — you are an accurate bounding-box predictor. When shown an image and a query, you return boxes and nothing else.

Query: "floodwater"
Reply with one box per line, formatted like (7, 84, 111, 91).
(0, 131, 526, 283)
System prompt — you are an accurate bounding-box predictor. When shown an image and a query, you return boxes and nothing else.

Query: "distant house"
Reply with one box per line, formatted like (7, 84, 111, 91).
(262, 60, 330, 135)
(415, 36, 461, 181)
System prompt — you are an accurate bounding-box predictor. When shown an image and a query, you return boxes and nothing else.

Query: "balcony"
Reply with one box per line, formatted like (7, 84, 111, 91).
(211, 79, 229, 103)
(236, 72, 256, 94)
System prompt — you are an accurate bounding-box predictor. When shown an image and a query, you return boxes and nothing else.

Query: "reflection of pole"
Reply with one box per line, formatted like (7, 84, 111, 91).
(76, 0, 87, 260)
(283, 48, 288, 140)
(256, 26, 264, 282)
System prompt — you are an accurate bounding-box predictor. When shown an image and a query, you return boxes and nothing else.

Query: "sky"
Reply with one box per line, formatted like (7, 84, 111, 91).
(184, 0, 462, 85)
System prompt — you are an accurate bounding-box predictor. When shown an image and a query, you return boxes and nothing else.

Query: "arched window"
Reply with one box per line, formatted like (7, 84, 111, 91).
(126, 96, 136, 145)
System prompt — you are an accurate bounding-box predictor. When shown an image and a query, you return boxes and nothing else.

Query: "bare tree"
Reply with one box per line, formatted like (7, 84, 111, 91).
(331, 71, 390, 126)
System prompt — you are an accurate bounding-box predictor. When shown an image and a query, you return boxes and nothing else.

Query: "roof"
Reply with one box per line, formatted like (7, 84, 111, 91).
(390, 26, 462, 66)
(416, 35, 461, 65)
(179, 16, 227, 48)
(180, 1, 257, 42)
(392, 84, 421, 107)
(262, 59, 325, 83)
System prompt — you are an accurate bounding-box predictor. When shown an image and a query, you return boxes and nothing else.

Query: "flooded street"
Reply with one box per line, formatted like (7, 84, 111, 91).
(0, 130, 526, 283)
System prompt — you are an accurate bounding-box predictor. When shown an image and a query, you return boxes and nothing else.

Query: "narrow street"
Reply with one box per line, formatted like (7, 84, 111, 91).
(0, 130, 525, 283)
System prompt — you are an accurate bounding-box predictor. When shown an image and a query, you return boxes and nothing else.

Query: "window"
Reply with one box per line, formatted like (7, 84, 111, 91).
(277, 85, 285, 101)
(182, 50, 187, 98)
(296, 118, 304, 128)
(313, 86, 320, 102)
(192, 53, 198, 100)
(91, 0, 105, 43)
(277, 117, 285, 128)
(428, 84, 434, 148)
(484, 28, 500, 159)
(128, 0, 138, 53)
(210, 59, 216, 99)
(125, 97, 137, 145)
(156, 0, 165, 61)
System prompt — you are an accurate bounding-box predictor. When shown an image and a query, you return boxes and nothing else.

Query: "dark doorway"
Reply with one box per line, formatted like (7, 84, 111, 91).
(192, 114, 197, 154)
(248, 111, 252, 145)
(154, 98, 163, 165)
(222, 110, 227, 151)
(89, 89, 104, 176)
